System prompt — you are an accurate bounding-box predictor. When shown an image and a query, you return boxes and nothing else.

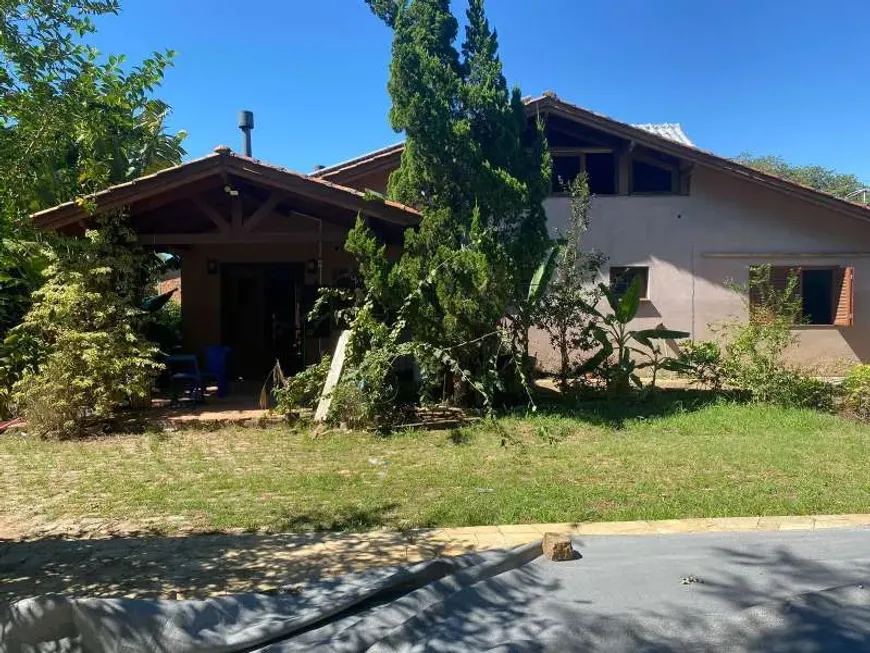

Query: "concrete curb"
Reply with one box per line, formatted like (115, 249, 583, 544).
(399, 514, 870, 557)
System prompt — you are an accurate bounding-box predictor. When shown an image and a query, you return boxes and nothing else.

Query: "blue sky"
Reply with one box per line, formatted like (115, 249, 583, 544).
(92, 0, 870, 181)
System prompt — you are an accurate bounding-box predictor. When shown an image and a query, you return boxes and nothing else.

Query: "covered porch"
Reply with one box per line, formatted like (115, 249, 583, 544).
(32, 146, 419, 406)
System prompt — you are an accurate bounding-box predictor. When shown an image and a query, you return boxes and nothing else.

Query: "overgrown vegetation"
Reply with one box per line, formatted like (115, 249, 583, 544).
(8, 215, 163, 438)
(324, 0, 551, 425)
(677, 341, 725, 391)
(842, 364, 870, 420)
(0, 1, 185, 434)
(273, 354, 332, 417)
(536, 173, 606, 391)
(677, 266, 838, 411)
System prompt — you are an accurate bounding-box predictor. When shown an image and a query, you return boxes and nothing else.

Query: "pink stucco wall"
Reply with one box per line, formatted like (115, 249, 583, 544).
(531, 166, 870, 374)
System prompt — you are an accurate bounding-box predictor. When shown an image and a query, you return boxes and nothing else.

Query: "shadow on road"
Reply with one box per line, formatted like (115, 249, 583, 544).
(0, 504, 474, 603)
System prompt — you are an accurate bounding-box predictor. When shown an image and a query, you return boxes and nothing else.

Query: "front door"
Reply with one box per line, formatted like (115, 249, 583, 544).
(221, 263, 304, 380)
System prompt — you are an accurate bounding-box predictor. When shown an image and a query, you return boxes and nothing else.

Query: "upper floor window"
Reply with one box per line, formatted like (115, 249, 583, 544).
(586, 152, 617, 195)
(631, 158, 676, 194)
(551, 156, 582, 191)
(551, 151, 617, 195)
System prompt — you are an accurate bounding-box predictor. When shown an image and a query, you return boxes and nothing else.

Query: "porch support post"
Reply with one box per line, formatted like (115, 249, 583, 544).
(618, 151, 631, 195)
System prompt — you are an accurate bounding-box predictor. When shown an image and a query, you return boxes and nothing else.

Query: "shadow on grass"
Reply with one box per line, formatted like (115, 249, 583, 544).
(530, 386, 743, 429)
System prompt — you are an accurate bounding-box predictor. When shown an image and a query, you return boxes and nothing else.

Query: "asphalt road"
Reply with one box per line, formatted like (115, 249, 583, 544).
(559, 527, 870, 616)
(6, 528, 870, 651)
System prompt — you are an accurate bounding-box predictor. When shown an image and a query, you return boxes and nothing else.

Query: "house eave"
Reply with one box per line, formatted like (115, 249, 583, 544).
(31, 150, 421, 233)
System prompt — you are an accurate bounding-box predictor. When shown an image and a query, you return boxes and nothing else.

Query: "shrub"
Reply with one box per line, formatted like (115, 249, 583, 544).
(743, 370, 837, 412)
(677, 341, 725, 390)
(842, 364, 870, 419)
(9, 214, 162, 439)
(536, 173, 606, 391)
(699, 265, 837, 411)
(145, 300, 182, 354)
(273, 355, 332, 417)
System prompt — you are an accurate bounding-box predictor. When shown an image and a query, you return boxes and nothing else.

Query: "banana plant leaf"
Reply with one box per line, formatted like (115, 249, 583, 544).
(142, 288, 176, 313)
(527, 243, 565, 304)
(603, 275, 642, 323)
(633, 328, 690, 341)
(575, 328, 613, 375)
(575, 347, 610, 375)
(615, 276, 642, 323)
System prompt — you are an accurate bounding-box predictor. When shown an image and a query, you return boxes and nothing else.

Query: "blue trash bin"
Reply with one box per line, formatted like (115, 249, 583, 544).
(204, 346, 230, 398)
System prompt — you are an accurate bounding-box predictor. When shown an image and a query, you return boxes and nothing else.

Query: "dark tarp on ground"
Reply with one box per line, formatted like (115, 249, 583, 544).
(4, 529, 870, 652)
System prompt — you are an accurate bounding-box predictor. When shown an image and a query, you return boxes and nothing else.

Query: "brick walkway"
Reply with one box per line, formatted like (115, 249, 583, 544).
(2, 514, 869, 602)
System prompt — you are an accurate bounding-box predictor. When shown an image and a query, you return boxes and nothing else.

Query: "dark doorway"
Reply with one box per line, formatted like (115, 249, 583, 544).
(221, 263, 305, 380)
(801, 268, 834, 325)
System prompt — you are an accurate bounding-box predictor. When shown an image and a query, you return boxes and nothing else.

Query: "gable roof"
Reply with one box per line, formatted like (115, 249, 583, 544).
(32, 147, 420, 232)
(312, 93, 870, 223)
(309, 116, 693, 181)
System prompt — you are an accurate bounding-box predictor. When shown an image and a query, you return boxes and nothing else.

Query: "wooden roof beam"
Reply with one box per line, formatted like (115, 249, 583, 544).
(243, 191, 286, 232)
(192, 197, 231, 233)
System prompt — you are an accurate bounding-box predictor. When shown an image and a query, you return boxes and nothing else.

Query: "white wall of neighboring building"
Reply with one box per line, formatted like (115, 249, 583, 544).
(530, 165, 870, 374)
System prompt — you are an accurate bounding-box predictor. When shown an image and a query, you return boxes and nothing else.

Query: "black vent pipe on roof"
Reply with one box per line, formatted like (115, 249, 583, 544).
(239, 110, 254, 157)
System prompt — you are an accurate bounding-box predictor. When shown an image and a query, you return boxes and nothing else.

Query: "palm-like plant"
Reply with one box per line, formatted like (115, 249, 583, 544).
(578, 276, 689, 392)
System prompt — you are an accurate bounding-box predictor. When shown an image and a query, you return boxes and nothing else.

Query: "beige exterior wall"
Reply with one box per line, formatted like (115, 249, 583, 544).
(530, 166, 870, 374)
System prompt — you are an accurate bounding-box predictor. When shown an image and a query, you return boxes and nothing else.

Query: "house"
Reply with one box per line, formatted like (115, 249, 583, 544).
(31, 93, 870, 380)
(311, 93, 870, 374)
(31, 148, 419, 379)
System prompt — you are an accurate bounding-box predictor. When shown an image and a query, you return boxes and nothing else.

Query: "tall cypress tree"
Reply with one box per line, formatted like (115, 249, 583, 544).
(460, 0, 550, 294)
(352, 0, 551, 406)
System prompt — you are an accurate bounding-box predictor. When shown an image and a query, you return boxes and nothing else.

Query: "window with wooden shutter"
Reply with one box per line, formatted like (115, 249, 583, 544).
(748, 265, 801, 323)
(748, 265, 854, 326)
(833, 266, 854, 327)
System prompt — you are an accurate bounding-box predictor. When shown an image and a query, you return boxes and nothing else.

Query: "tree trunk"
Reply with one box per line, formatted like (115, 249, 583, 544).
(558, 327, 570, 391)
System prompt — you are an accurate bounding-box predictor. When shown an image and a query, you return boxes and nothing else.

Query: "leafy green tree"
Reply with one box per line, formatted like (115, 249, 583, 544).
(350, 0, 551, 407)
(10, 214, 163, 438)
(0, 1, 185, 339)
(537, 173, 607, 390)
(0, 2, 186, 430)
(735, 154, 868, 202)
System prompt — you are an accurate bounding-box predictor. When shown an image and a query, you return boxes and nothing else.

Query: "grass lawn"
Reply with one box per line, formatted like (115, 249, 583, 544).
(2, 392, 870, 533)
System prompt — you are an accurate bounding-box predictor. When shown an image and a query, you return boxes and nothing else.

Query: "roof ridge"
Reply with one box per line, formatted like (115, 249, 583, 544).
(310, 142, 405, 177)
(310, 93, 870, 221)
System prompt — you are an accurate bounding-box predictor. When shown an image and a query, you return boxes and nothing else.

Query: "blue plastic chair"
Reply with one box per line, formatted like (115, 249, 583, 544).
(166, 354, 205, 405)
(203, 346, 231, 398)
